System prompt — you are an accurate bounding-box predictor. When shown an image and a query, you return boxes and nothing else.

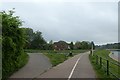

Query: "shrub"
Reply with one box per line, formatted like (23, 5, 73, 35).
(1, 9, 28, 80)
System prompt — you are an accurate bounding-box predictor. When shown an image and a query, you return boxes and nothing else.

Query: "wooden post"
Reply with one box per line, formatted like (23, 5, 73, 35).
(100, 57, 102, 68)
(107, 60, 109, 75)
(96, 55, 98, 64)
(91, 43, 93, 56)
(90, 50, 92, 56)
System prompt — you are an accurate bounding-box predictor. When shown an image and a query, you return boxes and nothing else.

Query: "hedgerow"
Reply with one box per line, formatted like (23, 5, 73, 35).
(2, 9, 28, 80)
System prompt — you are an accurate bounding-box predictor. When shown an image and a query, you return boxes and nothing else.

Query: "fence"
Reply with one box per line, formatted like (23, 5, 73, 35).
(91, 54, 120, 79)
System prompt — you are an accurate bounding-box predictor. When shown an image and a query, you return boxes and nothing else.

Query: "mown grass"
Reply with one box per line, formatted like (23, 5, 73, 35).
(89, 49, 120, 80)
(44, 53, 68, 66)
(25, 49, 88, 66)
(43, 51, 85, 67)
(25, 49, 87, 54)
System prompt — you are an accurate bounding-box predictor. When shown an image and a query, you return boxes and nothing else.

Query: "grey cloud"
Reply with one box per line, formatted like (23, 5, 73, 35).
(1, 1, 118, 45)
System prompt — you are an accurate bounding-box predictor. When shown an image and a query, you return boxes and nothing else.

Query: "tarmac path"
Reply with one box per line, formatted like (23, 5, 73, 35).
(10, 53, 52, 79)
(9, 52, 96, 80)
(36, 52, 96, 79)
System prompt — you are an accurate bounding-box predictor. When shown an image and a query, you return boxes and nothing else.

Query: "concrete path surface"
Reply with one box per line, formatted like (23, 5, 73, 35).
(35, 52, 96, 79)
(10, 53, 52, 78)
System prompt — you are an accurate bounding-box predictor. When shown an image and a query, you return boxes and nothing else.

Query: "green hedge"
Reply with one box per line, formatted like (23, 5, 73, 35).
(2, 52, 28, 80)
(1, 10, 28, 80)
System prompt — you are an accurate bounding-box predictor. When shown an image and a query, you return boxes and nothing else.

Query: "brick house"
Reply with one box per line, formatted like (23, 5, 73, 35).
(53, 41, 69, 50)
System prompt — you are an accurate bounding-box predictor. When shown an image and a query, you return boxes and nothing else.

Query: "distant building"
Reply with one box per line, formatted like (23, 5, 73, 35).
(53, 41, 69, 50)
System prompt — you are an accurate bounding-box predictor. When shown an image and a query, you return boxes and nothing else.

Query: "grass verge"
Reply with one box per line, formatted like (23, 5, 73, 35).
(25, 49, 87, 54)
(44, 53, 68, 66)
(89, 49, 120, 80)
(43, 50, 87, 66)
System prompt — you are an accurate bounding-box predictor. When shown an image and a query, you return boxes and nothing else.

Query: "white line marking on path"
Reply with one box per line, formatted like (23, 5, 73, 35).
(68, 53, 85, 80)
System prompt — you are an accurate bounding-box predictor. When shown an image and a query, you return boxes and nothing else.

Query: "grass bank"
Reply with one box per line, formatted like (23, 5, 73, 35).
(89, 49, 120, 79)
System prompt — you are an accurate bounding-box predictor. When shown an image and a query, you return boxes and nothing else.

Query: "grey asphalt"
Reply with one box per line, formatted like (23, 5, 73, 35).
(10, 53, 52, 78)
(36, 52, 96, 79)
(71, 52, 96, 78)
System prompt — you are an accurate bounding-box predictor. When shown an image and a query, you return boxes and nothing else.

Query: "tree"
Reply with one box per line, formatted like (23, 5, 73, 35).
(21, 28, 34, 49)
(48, 40, 54, 50)
(49, 40, 53, 45)
(91, 41, 95, 50)
(69, 42, 74, 50)
(31, 31, 47, 49)
(80, 41, 90, 49)
(74, 41, 81, 49)
(2, 9, 28, 79)
(21, 28, 48, 50)
(74, 41, 91, 50)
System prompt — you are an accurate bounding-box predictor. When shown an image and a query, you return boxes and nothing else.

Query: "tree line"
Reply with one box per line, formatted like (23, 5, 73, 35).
(96, 43, 120, 49)
(22, 27, 95, 50)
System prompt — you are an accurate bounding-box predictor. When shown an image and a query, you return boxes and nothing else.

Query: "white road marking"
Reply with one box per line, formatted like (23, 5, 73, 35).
(68, 53, 85, 80)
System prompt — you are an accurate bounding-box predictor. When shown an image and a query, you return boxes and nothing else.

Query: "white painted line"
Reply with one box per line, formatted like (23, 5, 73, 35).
(68, 53, 84, 80)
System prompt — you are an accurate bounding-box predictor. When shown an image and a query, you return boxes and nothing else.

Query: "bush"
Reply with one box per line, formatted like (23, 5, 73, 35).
(2, 9, 28, 80)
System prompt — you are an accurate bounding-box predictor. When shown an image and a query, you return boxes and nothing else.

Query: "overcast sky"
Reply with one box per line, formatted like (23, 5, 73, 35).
(1, 0, 119, 45)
